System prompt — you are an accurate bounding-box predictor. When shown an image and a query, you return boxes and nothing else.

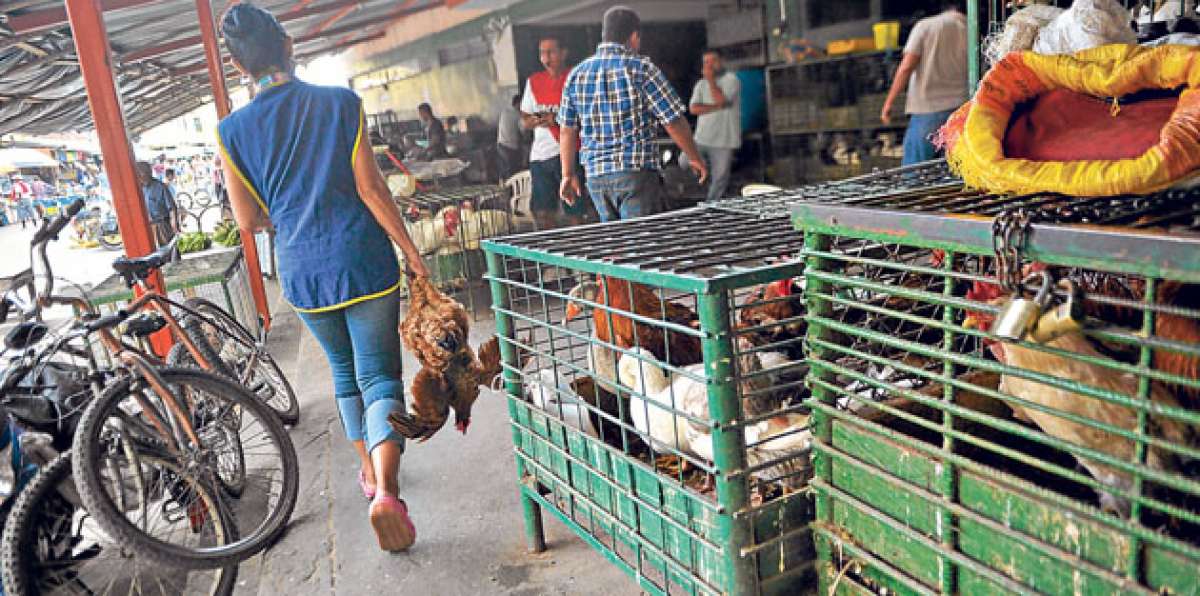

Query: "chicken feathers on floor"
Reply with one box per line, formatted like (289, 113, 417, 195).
(390, 277, 501, 441)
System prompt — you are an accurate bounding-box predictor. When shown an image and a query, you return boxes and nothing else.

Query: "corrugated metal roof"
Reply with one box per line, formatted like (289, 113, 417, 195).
(0, 0, 444, 137)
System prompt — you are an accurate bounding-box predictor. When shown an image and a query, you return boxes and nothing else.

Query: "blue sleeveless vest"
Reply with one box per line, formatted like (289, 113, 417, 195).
(217, 81, 399, 312)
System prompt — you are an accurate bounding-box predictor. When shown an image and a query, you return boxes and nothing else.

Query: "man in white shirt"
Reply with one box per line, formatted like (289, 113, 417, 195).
(881, 1, 968, 165)
(683, 49, 741, 202)
(520, 35, 589, 229)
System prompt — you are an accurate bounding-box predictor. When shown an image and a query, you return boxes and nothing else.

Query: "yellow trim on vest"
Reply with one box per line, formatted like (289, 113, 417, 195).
(217, 135, 271, 216)
(351, 106, 365, 171)
(291, 279, 401, 314)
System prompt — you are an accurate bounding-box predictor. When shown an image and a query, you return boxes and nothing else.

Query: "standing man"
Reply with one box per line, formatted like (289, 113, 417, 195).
(558, 6, 707, 222)
(522, 35, 590, 229)
(136, 161, 178, 248)
(685, 49, 741, 202)
(416, 103, 448, 160)
(496, 94, 524, 180)
(881, 0, 968, 165)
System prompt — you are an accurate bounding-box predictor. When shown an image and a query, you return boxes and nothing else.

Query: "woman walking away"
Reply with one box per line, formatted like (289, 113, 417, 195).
(218, 3, 431, 552)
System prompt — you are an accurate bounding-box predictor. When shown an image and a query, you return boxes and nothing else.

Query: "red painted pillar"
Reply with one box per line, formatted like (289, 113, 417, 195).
(64, 0, 172, 354)
(196, 0, 273, 330)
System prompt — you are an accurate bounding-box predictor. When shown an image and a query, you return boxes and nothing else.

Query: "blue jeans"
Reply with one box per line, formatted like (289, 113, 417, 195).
(586, 170, 664, 222)
(681, 145, 735, 202)
(297, 291, 405, 453)
(902, 109, 955, 166)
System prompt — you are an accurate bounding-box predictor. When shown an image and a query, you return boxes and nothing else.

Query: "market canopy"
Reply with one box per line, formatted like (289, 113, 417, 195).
(0, 0, 445, 137)
(0, 146, 59, 172)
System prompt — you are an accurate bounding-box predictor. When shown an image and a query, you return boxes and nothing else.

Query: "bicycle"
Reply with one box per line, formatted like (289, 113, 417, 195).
(26, 202, 299, 570)
(0, 205, 239, 592)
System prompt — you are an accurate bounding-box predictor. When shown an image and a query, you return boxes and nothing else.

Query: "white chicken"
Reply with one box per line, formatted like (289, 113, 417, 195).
(617, 347, 707, 455)
(685, 411, 813, 490)
(459, 204, 511, 250)
(524, 368, 599, 438)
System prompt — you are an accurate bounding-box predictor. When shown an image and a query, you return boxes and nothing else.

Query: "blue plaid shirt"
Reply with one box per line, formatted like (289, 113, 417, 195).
(558, 43, 686, 178)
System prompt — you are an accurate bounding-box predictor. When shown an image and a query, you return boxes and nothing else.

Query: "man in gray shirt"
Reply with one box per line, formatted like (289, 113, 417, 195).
(684, 49, 740, 202)
(496, 94, 524, 179)
(881, 0, 968, 165)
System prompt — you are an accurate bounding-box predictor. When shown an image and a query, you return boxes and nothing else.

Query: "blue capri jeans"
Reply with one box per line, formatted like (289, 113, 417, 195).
(297, 290, 405, 453)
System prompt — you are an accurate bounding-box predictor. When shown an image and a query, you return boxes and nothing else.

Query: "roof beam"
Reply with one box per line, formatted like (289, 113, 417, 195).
(119, 0, 377, 63)
(6, 0, 160, 34)
(304, 3, 357, 36)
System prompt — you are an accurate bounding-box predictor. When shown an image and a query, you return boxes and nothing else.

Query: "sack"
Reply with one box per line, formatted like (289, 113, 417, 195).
(1032, 0, 1137, 56)
(938, 44, 1200, 196)
(983, 4, 1064, 66)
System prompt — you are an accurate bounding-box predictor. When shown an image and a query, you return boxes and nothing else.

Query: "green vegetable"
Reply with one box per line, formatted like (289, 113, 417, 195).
(178, 232, 212, 254)
(213, 220, 241, 247)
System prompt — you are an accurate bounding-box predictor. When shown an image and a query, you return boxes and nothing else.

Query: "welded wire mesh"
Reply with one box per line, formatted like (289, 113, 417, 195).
(485, 207, 819, 594)
(799, 199, 1200, 594)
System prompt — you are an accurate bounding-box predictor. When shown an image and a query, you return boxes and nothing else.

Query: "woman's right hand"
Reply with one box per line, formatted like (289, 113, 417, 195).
(405, 253, 431, 278)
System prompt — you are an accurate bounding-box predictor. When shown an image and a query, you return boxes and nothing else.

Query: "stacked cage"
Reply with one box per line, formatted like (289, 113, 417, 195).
(779, 187, 1200, 594)
(483, 210, 818, 595)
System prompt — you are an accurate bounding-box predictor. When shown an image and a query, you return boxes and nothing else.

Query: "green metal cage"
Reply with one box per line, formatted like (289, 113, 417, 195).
(483, 209, 818, 595)
(784, 186, 1200, 595)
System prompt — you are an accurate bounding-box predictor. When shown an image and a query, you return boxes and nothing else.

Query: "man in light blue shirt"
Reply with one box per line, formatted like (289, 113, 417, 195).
(684, 49, 741, 202)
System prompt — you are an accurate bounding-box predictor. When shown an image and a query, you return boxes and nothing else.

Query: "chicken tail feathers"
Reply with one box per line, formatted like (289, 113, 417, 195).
(388, 411, 445, 442)
(476, 336, 503, 384)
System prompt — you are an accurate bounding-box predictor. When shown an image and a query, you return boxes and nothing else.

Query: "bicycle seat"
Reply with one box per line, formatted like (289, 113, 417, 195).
(111, 237, 178, 286)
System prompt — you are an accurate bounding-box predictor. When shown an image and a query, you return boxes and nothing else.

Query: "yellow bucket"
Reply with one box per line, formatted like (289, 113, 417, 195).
(874, 21, 900, 50)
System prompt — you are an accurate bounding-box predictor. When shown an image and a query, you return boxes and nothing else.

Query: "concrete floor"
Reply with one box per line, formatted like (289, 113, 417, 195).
(232, 285, 637, 596)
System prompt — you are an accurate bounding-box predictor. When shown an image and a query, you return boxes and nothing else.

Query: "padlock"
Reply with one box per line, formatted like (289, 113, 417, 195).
(991, 271, 1053, 341)
(1028, 279, 1085, 343)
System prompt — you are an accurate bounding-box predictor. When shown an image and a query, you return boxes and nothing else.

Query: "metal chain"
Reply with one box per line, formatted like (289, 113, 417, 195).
(992, 208, 1034, 291)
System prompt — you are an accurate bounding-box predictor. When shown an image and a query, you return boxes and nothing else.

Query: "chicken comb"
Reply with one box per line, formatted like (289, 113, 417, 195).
(768, 278, 794, 297)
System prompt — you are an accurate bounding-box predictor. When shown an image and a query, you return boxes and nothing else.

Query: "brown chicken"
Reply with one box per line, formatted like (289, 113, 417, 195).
(564, 277, 703, 368)
(390, 277, 502, 440)
(965, 280, 1198, 516)
(737, 278, 806, 352)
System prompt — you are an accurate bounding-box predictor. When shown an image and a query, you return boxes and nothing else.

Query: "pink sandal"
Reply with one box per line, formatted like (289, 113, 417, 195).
(369, 495, 416, 552)
(358, 470, 376, 500)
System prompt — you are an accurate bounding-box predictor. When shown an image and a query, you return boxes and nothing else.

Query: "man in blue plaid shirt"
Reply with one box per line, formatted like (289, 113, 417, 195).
(557, 5, 707, 221)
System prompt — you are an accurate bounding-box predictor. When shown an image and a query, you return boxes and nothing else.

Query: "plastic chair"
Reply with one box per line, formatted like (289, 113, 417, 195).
(505, 170, 536, 232)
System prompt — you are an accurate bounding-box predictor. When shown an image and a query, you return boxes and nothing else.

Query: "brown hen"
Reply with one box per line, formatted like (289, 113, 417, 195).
(564, 277, 703, 368)
(391, 277, 502, 440)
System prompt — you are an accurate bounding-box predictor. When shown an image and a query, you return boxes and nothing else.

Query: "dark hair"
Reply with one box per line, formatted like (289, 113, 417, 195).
(417, 103, 433, 115)
(165, 168, 176, 178)
(602, 6, 640, 44)
(220, 3, 289, 77)
(538, 35, 564, 49)
(511, 94, 521, 106)
(446, 116, 458, 126)
(941, 0, 964, 11)
(703, 48, 723, 59)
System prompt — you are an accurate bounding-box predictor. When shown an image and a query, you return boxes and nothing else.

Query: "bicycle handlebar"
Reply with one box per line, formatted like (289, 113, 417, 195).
(31, 199, 85, 303)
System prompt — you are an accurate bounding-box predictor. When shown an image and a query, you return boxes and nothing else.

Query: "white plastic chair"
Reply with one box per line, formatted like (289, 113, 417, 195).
(505, 170, 536, 232)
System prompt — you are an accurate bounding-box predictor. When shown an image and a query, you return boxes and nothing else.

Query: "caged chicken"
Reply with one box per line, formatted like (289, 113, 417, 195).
(964, 279, 1199, 516)
(737, 277, 807, 359)
(389, 276, 503, 440)
(565, 277, 704, 388)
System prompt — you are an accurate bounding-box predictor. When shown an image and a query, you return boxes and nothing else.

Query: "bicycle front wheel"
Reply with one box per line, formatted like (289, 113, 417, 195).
(179, 298, 299, 425)
(72, 368, 298, 570)
(3, 452, 238, 595)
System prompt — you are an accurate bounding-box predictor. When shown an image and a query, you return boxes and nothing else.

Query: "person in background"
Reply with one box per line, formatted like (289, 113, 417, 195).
(558, 5, 707, 222)
(496, 94, 524, 180)
(416, 103, 447, 160)
(445, 116, 473, 155)
(164, 168, 178, 197)
(522, 35, 591, 229)
(881, 0, 968, 165)
(684, 49, 741, 202)
(212, 154, 231, 219)
(10, 174, 36, 230)
(219, 2, 429, 552)
(136, 161, 178, 247)
(152, 156, 167, 180)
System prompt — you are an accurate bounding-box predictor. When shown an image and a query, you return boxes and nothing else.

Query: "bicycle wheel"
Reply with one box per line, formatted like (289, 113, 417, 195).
(179, 298, 299, 425)
(2, 452, 237, 595)
(72, 368, 298, 570)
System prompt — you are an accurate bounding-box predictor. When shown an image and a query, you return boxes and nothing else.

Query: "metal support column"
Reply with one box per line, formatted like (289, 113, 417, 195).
(696, 292, 756, 594)
(64, 0, 170, 354)
(196, 0, 273, 330)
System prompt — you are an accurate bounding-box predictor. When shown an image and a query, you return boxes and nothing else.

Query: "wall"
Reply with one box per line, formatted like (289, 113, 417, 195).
(357, 56, 506, 123)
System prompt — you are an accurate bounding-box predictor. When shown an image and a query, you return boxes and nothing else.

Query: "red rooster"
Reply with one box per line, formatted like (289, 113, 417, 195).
(564, 277, 703, 369)
(964, 280, 1198, 516)
(737, 277, 806, 346)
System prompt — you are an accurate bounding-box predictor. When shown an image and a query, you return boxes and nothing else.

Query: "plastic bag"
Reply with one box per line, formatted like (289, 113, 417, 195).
(983, 4, 1063, 66)
(1032, 0, 1137, 55)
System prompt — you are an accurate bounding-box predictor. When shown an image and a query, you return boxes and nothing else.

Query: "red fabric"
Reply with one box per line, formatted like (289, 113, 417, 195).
(529, 70, 569, 142)
(1003, 88, 1177, 161)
